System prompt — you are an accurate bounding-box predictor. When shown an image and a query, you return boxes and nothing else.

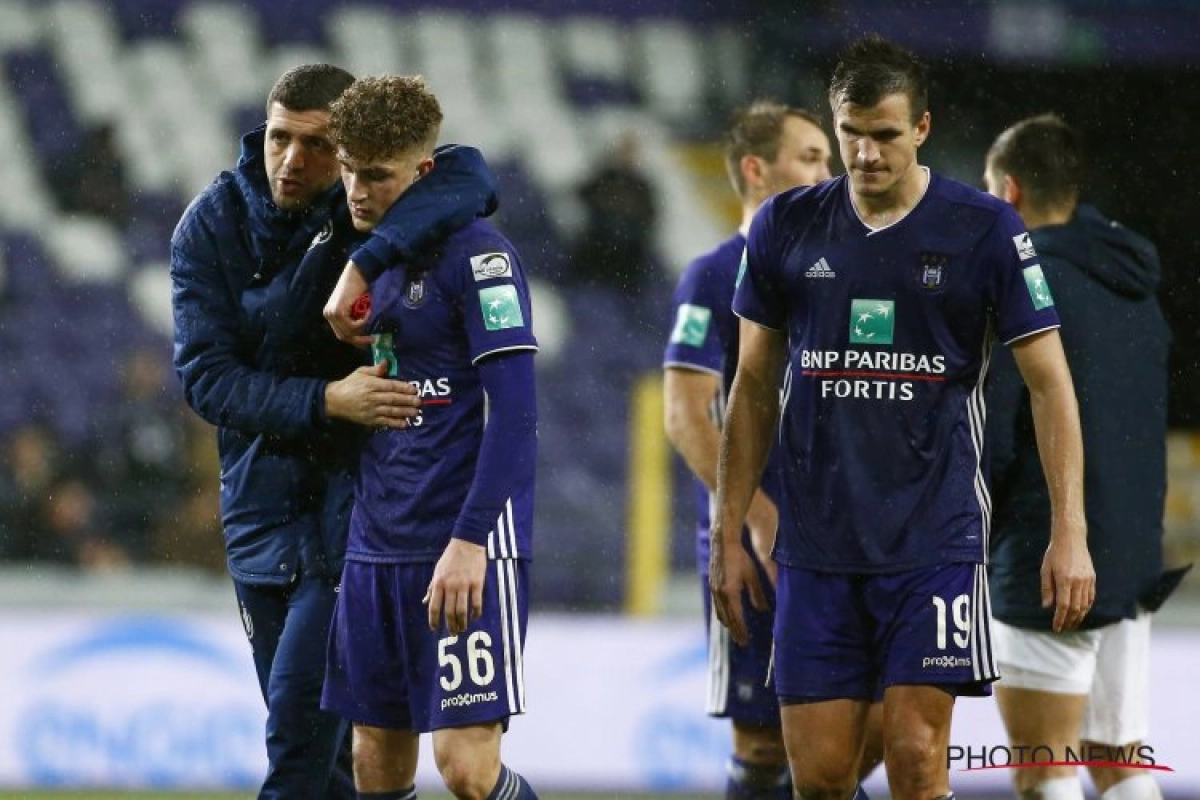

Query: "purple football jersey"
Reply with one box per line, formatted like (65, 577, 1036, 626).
(734, 172, 1060, 573)
(349, 219, 537, 563)
(663, 232, 785, 570)
(663, 233, 743, 565)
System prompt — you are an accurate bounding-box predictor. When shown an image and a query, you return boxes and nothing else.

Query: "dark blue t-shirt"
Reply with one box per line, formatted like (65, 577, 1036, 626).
(734, 172, 1060, 573)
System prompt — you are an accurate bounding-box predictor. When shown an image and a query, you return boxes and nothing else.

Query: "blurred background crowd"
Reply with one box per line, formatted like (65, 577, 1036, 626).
(0, 0, 1197, 611)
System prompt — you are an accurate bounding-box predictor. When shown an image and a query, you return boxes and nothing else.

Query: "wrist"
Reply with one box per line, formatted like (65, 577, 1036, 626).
(323, 380, 343, 421)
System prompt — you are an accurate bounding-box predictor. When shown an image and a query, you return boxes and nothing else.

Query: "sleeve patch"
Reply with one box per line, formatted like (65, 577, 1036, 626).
(1013, 232, 1037, 260)
(479, 284, 525, 330)
(470, 252, 512, 281)
(670, 303, 712, 347)
(1022, 264, 1055, 310)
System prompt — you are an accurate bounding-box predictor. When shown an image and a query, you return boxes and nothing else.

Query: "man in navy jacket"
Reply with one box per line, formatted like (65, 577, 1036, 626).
(170, 64, 497, 799)
(985, 114, 1182, 800)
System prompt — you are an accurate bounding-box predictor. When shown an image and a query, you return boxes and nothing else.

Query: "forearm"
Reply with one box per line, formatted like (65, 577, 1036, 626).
(453, 353, 537, 548)
(1029, 379, 1086, 540)
(668, 406, 774, 528)
(666, 405, 721, 492)
(180, 353, 328, 436)
(714, 370, 779, 545)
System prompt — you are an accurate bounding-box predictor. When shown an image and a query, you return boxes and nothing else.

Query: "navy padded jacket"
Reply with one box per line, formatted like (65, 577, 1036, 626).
(171, 126, 498, 584)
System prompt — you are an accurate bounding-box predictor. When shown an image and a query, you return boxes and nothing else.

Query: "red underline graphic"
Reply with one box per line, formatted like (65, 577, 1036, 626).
(960, 761, 1174, 773)
(801, 370, 946, 381)
(422, 398, 453, 405)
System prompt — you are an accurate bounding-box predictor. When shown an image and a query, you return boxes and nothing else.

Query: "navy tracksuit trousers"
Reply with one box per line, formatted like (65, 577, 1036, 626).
(234, 574, 354, 800)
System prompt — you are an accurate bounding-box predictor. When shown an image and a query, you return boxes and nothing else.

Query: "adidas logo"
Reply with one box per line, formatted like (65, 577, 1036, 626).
(805, 257, 836, 278)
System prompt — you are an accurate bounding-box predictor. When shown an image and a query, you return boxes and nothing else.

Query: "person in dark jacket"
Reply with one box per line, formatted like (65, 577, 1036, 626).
(984, 113, 1183, 800)
(170, 64, 498, 800)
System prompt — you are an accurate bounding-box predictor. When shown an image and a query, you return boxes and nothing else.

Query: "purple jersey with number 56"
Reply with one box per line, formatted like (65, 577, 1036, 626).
(350, 219, 538, 564)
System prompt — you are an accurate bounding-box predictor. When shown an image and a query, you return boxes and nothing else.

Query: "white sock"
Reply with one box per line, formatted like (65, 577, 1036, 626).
(1033, 775, 1084, 800)
(1101, 774, 1162, 800)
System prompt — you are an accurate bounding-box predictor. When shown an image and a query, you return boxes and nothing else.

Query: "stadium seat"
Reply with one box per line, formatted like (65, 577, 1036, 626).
(0, 0, 40, 53)
(328, 6, 409, 77)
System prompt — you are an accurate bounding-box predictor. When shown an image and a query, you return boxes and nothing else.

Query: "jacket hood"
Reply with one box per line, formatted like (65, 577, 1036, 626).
(1032, 204, 1161, 300)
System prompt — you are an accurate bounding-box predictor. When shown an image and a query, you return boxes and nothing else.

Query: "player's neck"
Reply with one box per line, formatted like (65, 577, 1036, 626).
(1020, 203, 1074, 230)
(739, 204, 758, 236)
(853, 165, 930, 229)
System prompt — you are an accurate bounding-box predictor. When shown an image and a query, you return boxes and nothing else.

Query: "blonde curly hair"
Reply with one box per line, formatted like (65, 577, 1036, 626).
(327, 75, 443, 163)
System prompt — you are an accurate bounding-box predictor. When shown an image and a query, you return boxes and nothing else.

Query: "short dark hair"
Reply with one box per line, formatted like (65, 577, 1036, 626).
(829, 34, 928, 122)
(724, 101, 823, 198)
(987, 113, 1081, 213)
(265, 63, 355, 115)
(328, 76, 443, 164)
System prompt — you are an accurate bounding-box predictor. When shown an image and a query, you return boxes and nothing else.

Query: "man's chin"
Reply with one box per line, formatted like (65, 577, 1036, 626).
(271, 192, 312, 212)
(350, 217, 376, 232)
(852, 176, 890, 198)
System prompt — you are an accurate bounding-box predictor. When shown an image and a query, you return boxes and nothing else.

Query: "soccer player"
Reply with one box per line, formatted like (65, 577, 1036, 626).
(171, 64, 497, 799)
(319, 76, 538, 800)
(710, 36, 1096, 800)
(985, 114, 1182, 800)
(664, 101, 836, 799)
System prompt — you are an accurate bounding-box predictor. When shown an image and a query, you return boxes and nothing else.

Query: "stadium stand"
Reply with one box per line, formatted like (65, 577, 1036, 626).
(0, 0, 745, 607)
(1, 0, 1197, 609)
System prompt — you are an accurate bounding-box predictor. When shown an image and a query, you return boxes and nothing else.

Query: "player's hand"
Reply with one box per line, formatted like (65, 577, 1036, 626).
(709, 526, 767, 646)
(745, 493, 779, 587)
(425, 539, 487, 634)
(324, 362, 420, 428)
(324, 261, 373, 347)
(1041, 523, 1095, 632)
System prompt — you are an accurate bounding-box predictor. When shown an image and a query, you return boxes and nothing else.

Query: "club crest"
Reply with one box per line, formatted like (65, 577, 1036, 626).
(915, 252, 948, 291)
(404, 271, 427, 308)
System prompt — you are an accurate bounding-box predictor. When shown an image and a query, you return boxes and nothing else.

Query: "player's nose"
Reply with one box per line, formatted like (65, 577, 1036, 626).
(282, 141, 306, 170)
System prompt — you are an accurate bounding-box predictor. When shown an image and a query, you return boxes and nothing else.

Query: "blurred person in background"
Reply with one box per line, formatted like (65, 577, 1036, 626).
(985, 113, 1186, 800)
(711, 36, 1094, 800)
(320, 75, 538, 800)
(665, 100, 885, 799)
(569, 130, 661, 296)
(0, 422, 124, 568)
(49, 122, 131, 226)
(171, 63, 498, 800)
(0, 422, 58, 561)
(37, 470, 128, 569)
(94, 347, 192, 559)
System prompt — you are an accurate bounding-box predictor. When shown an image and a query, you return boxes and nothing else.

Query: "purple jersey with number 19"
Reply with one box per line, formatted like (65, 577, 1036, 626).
(734, 172, 1060, 574)
(349, 218, 538, 564)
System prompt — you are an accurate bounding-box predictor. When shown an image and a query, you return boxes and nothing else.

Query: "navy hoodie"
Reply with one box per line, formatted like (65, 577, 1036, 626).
(987, 204, 1171, 629)
(171, 126, 497, 584)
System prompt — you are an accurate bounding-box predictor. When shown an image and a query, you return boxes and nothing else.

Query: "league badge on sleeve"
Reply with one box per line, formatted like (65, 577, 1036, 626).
(1012, 232, 1037, 260)
(470, 252, 513, 282)
(670, 303, 712, 347)
(1022, 264, 1055, 310)
(479, 285, 525, 331)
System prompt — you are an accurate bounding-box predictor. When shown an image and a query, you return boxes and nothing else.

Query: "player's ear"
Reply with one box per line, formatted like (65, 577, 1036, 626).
(913, 111, 931, 147)
(741, 154, 764, 191)
(415, 156, 435, 179)
(1003, 174, 1022, 206)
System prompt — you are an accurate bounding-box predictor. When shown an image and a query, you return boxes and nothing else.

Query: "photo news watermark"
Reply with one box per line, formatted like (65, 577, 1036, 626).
(947, 743, 1174, 773)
